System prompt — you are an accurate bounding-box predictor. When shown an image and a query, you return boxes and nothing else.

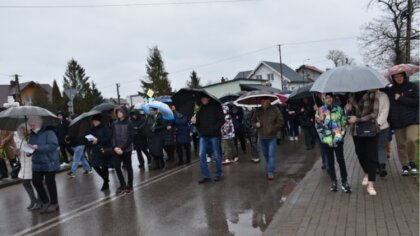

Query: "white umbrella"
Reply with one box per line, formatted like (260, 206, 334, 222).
(0, 106, 58, 131)
(310, 65, 390, 93)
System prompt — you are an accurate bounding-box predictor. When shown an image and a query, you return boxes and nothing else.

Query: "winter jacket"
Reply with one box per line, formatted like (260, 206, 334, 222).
(56, 119, 70, 144)
(251, 105, 284, 139)
(299, 102, 315, 127)
(88, 123, 113, 167)
(113, 106, 134, 153)
(242, 109, 256, 138)
(173, 112, 192, 144)
(221, 106, 235, 140)
(347, 90, 379, 136)
(0, 130, 17, 160)
(315, 104, 347, 146)
(131, 114, 148, 150)
(386, 80, 419, 129)
(147, 113, 166, 156)
(14, 132, 32, 179)
(377, 91, 390, 130)
(28, 126, 60, 172)
(164, 119, 176, 146)
(195, 102, 225, 137)
(66, 118, 90, 147)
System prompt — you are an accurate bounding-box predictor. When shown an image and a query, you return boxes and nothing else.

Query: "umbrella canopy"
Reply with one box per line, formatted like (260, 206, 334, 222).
(156, 96, 173, 104)
(234, 90, 280, 108)
(310, 65, 389, 93)
(219, 91, 245, 103)
(276, 93, 289, 104)
(288, 83, 314, 101)
(410, 72, 419, 83)
(0, 106, 58, 131)
(143, 100, 174, 120)
(388, 64, 419, 77)
(69, 110, 101, 127)
(91, 102, 118, 112)
(172, 88, 221, 118)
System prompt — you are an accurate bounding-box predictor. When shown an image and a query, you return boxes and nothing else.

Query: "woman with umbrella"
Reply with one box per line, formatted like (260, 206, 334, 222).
(385, 65, 419, 176)
(87, 114, 112, 191)
(27, 116, 60, 213)
(146, 107, 166, 170)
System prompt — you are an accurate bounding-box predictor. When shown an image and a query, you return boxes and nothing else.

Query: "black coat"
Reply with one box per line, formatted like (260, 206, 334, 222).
(386, 81, 419, 129)
(146, 113, 166, 156)
(56, 119, 70, 144)
(88, 123, 112, 167)
(195, 103, 224, 137)
(131, 115, 148, 150)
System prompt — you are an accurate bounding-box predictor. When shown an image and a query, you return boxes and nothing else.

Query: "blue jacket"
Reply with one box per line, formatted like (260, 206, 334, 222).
(173, 111, 191, 143)
(28, 126, 60, 172)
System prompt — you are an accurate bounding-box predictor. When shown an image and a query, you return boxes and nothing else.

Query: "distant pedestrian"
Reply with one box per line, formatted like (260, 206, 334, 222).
(385, 72, 419, 176)
(299, 98, 316, 150)
(172, 105, 192, 165)
(242, 108, 262, 163)
(130, 110, 152, 169)
(231, 105, 246, 154)
(146, 108, 166, 170)
(347, 90, 380, 196)
(286, 101, 300, 141)
(252, 97, 284, 180)
(191, 95, 224, 184)
(315, 93, 351, 193)
(56, 111, 73, 168)
(27, 116, 60, 213)
(221, 105, 237, 165)
(112, 106, 134, 194)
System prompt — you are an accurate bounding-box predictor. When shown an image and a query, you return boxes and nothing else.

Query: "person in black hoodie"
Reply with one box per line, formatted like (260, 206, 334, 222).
(56, 111, 73, 167)
(146, 108, 166, 170)
(130, 110, 152, 169)
(386, 72, 419, 176)
(191, 95, 224, 184)
(112, 106, 134, 194)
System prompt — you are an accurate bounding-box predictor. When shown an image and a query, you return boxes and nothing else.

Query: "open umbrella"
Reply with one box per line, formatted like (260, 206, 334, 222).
(219, 91, 245, 103)
(0, 106, 58, 131)
(310, 65, 389, 93)
(388, 64, 419, 77)
(276, 93, 289, 104)
(91, 102, 118, 112)
(143, 100, 174, 120)
(288, 83, 314, 101)
(172, 88, 221, 118)
(234, 90, 280, 108)
(69, 110, 101, 127)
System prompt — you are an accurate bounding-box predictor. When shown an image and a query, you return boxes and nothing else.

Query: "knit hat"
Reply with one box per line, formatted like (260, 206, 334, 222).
(92, 114, 102, 122)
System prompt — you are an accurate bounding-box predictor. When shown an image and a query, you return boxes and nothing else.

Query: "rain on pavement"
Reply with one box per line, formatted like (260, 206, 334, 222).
(1, 140, 319, 236)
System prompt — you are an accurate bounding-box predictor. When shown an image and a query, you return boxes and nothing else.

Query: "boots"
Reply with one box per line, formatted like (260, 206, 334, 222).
(379, 164, 387, 177)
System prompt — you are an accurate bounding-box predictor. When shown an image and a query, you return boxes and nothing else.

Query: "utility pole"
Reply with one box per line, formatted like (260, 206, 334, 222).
(10, 74, 22, 105)
(278, 44, 285, 91)
(116, 83, 121, 105)
(405, 0, 413, 63)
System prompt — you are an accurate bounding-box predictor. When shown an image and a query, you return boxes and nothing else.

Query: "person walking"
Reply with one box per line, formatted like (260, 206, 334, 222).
(130, 110, 152, 169)
(27, 116, 60, 213)
(112, 106, 134, 194)
(172, 105, 192, 165)
(286, 101, 300, 142)
(376, 90, 390, 177)
(146, 108, 166, 170)
(242, 108, 262, 163)
(299, 98, 316, 150)
(252, 97, 284, 180)
(191, 95, 224, 184)
(88, 114, 112, 191)
(315, 93, 351, 193)
(346, 90, 380, 196)
(221, 105, 237, 164)
(56, 111, 73, 168)
(385, 71, 419, 176)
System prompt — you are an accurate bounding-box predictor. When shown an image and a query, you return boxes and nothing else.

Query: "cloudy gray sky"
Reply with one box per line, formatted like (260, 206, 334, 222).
(0, 0, 383, 98)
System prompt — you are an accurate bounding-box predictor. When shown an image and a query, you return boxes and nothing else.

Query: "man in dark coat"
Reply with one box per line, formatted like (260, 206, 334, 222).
(386, 72, 419, 175)
(56, 111, 73, 167)
(130, 110, 152, 169)
(191, 95, 224, 184)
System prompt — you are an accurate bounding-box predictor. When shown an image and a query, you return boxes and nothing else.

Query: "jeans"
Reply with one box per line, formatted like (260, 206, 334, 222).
(70, 145, 91, 174)
(259, 138, 277, 174)
(199, 137, 222, 178)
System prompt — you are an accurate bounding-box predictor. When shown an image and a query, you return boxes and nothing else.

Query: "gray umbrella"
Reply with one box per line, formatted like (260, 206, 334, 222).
(0, 106, 58, 131)
(234, 90, 280, 108)
(310, 65, 390, 93)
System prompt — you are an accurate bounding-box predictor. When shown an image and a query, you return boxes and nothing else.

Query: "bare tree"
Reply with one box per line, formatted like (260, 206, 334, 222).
(359, 0, 419, 67)
(326, 50, 355, 67)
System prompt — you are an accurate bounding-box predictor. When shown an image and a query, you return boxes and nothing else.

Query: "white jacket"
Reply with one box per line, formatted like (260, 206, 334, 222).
(14, 128, 33, 180)
(376, 91, 390, 131)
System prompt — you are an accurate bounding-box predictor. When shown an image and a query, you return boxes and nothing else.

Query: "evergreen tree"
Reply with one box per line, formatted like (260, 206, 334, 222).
(51, 80, 66, 113)
(140, 46, 172, 97)
(187, 70, 202, 88)
(31, 84, 52, 110)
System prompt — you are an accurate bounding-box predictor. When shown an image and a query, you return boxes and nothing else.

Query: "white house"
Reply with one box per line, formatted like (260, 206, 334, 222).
(295, 65, 323, 83)
(202, 78, 268, 98)
(246, 61, 306, 91)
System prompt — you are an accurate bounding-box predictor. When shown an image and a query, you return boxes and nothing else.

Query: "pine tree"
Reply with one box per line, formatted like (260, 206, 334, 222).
(140, 46, 173, 97)
(187, 70, 202, 88)
(51, 80, 66, 113)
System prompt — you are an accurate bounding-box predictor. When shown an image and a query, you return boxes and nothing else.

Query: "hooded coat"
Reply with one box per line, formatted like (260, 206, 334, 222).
(113, 106, 134, 153)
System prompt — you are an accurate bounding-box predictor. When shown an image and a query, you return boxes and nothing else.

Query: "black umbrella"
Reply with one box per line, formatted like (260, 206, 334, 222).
(172, 88, 221, 118)
(288, 83, 314, 101)
(91, 102, 118, 112)
(69, 110, 101, 127)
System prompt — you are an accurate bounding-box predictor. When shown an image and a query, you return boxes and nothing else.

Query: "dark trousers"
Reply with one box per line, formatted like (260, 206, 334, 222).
(302, 126, 315, 148)
(288, 117, 299, 137)
(22, 179, 37, 202)
(192, 133, 199, 153)
(0, 159, 8, 177)
(153, 155, 165, 169)
(353, 135, 379, 182)
(32, 171, 58, 204)
(136, 148, 152, 166)
(176, 142, 191, 163)
(248, 136, 262, 159)
(234, 133, 246, 153)
(59, 142, 73, 163)
(112, 152, 133, 187)
(93, 166, 109, 183)
(323, 143, 348, 183)
(164, 145, 175, 162)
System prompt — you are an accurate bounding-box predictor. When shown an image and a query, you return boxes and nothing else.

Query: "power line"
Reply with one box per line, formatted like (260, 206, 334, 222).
(282, 36, 357, 46)
(0, 0, 257, 9)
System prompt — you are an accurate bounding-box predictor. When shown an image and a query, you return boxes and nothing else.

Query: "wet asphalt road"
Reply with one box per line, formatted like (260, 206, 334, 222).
(1, 140, 319, 236)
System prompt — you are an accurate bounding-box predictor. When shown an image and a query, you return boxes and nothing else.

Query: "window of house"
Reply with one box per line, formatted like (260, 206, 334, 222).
(256, 75, 262, 80)
(267, 73, 274, 81)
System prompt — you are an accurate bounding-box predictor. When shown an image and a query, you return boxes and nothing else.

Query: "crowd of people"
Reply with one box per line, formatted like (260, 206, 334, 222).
(0, 69, 418, 214)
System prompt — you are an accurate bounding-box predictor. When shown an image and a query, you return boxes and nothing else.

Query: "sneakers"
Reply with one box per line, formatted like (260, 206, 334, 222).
(409, 162, 418, 175)
(330, 181, 338, 192)
(124, 186, 133, 194)
(361, 176, 368, 186)
(222, 159, 231, 165)
(341, 182, 352, 193)
(67, 172, 75, 178)
(83, 170, 93, 175)
(213, 176, 222, 182)
(60, 162, 70, 168)
(402, 166, 410, 176)
(198, 178, 212, 184)
(40, 204, 59, 214)
(232, 157, 239, 162)
(206, 157, 211, 163)
(289, 136, 294, 141)
(251, 158, 260, 163)
(267, 173, 274, 180)
(367, 186, 377, 196)
(116, 186, 126, 195)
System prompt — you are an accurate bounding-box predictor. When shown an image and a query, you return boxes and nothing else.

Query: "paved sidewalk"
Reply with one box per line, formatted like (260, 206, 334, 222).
(264, 137, 419, 236)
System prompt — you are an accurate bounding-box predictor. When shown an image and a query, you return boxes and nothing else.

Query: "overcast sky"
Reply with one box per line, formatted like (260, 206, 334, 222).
(0, 0, 383, 98)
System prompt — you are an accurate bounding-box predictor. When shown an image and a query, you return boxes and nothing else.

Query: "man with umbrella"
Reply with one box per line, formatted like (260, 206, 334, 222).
(251, 97, 284, 180)
(191, 94, 225, 184)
